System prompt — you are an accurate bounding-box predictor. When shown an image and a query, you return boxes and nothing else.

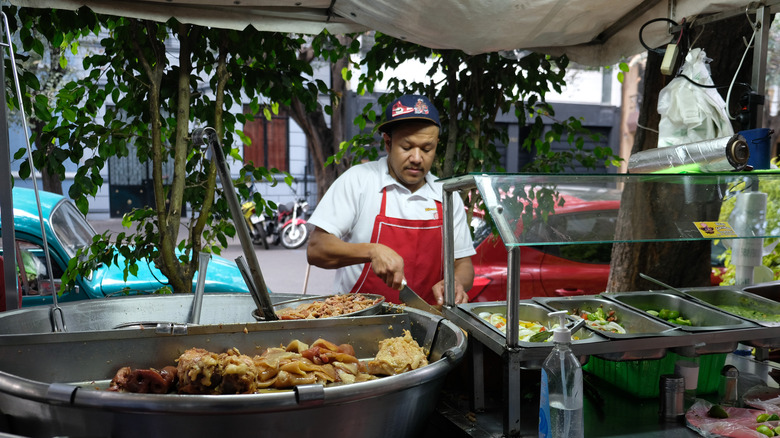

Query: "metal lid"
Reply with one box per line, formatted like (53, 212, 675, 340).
(726, 134, 750, 170)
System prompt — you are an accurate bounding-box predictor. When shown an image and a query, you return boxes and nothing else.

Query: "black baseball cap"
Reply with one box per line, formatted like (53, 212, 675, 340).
(376, 94, 441, 134)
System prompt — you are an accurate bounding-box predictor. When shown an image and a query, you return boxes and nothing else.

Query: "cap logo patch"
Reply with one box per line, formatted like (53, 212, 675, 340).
(391, 99, 430, 119)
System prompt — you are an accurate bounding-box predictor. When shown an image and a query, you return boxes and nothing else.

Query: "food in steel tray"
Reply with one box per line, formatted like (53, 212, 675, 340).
(571, 306, 627, 334)
(107, 330, 426, 394)
(476, 312, 579, 342)
(716, 304, 780, 323)
(275, 293, 382, 319)
(645, 308, 692, 325)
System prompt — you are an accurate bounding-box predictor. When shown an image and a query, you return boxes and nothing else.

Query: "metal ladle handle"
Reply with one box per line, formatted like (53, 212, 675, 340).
(639, 273, 686, 294)
(192, 127, 277, 321)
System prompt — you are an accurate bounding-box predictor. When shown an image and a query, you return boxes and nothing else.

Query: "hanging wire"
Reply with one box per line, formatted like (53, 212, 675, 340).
(724, 6, 760, 120)
(638, 17, 680, 54)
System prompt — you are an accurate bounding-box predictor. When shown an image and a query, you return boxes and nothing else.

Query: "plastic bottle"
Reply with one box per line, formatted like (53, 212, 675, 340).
(539, 310, 584, 438)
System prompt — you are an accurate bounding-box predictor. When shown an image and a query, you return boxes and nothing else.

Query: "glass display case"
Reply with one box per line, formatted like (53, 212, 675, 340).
(438, 172, 780, 437)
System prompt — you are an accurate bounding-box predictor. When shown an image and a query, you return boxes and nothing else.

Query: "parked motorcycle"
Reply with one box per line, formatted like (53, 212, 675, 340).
(240, 186, 270, 249)
(262, 198, 310, 249)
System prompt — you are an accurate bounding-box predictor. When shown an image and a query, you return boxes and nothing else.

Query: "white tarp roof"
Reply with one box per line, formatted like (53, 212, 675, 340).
(10, 0, 768, 65)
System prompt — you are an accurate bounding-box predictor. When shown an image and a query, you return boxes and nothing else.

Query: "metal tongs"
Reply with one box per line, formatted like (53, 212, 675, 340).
(639, 273, 686, 294)
(192, 127, 277, 321)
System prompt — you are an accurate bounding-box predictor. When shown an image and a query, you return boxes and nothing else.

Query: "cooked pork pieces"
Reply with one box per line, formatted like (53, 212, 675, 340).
(107, 330, 427, 394)
(108, 365, 178, 393)
(275, 293, 382, 319)
(364, 330, 429, 376)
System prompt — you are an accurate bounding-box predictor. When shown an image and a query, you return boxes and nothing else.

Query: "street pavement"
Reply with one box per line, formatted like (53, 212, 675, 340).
(89, 219, 335, 296)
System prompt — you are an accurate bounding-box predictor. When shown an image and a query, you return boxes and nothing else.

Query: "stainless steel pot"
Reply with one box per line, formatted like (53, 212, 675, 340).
(0, 293, 314, 334)
(0, 307, 465, 438)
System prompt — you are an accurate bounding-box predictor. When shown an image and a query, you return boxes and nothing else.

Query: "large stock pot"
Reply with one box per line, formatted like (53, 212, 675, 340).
(0, 293, 387, 334)
(0, 306, 466, 438)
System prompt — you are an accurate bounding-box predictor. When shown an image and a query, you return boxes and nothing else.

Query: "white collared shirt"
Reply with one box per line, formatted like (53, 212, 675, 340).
(308, 156, 476, 293)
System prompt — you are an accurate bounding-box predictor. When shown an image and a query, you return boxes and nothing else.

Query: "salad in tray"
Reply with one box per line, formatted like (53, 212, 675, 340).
(572, 306, 627, 334)
(477, 312, 579, 342)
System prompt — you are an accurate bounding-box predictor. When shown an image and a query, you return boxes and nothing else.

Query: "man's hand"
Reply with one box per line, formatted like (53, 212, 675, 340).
(368, 243, 405, 290)
(431, 279, 469, 305)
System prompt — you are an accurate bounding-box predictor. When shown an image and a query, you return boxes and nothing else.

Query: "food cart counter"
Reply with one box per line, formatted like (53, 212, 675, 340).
(437, 172, 780, 437)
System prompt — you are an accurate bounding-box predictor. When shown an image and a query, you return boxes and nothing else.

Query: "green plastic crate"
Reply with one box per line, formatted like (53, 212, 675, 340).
(583, 352, 726, 398)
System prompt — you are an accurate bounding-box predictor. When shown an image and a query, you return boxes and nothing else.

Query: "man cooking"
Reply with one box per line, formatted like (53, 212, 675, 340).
(306, 94, 475, 306)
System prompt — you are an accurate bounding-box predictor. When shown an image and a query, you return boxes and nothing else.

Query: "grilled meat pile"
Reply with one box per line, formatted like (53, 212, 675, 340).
(108, 330, 427, 394)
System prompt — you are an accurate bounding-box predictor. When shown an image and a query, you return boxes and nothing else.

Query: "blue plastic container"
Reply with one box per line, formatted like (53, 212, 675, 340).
(739, 128, 772, 169)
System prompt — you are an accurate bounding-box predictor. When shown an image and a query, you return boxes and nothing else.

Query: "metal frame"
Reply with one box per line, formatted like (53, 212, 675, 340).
(441, 173, 780, 436)
(0, 13, 62, 330)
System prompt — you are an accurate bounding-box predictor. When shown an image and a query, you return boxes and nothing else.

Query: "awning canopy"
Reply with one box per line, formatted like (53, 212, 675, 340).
(10, 0, 775, 66)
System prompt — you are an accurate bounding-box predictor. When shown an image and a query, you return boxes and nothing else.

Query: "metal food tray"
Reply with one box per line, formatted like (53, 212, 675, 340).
(683, 287, 780, 328)
(459, 301, 606, 348)
(533, 296, 677, 360)
(600, 291, 756, 355)
(743, 281, 780, 302)
(601, 291, 756, 332)
(533, 296, 676, 339)
(682, 286, 780, 348)
(270, 293, 386, 318)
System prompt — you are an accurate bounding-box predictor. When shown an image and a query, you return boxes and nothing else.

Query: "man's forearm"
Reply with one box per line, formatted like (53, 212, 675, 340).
(454, 257, 474, 291)
(306, 228, 373, 269)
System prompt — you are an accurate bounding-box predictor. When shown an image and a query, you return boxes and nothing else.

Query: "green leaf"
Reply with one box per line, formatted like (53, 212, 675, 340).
(75, 196, 89, 216)
(62, 108, 77, 122)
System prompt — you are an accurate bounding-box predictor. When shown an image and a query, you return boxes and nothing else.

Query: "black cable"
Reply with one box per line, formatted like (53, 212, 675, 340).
(677, 73, 753, 92)
(639, 17, 679, 54)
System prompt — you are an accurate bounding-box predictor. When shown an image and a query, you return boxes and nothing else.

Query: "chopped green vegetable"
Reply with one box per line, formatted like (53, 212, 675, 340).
(673, 317, 692, 326)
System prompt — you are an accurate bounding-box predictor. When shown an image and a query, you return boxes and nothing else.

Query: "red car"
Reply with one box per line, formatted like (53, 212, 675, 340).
(467, 186, 724, 302)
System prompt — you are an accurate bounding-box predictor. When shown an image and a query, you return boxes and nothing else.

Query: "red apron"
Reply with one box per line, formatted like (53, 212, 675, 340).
(349, 189, 444, 304)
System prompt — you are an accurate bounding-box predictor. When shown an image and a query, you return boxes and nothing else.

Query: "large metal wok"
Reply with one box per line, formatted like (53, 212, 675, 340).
(0, 306, 465, 438)
(0, 293, 386, 334)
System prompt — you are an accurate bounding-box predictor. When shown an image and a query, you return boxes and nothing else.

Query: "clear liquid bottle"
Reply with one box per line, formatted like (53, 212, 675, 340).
(539, 311, 584, 438)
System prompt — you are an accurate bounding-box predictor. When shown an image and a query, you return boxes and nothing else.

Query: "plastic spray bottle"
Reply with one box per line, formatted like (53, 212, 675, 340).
(539, 310, 583, 438)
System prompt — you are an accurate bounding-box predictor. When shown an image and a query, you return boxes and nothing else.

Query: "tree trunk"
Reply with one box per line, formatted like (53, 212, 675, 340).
(286, 36, 352, 201)
(608, 15, 754, 292)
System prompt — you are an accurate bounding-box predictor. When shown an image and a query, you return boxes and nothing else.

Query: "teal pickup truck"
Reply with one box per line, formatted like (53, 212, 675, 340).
(2, 187, 249, 307)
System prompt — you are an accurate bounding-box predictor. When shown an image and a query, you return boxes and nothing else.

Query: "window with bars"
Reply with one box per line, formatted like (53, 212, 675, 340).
(242, 105, 289, 171)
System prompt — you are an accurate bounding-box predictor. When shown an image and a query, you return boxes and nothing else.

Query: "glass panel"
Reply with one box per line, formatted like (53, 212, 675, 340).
(50, 202, 97, 259)
(444, 172, 780, 247)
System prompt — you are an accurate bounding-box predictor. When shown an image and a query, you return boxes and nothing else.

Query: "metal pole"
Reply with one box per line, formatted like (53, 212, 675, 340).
(442, 175, 476, 308)
(0, 13, 17, 312)
(190, 252, 210, 324)
(302, 263, 311, 295)
(442, 186, 455, 307)
(1, 13, 62, 330)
